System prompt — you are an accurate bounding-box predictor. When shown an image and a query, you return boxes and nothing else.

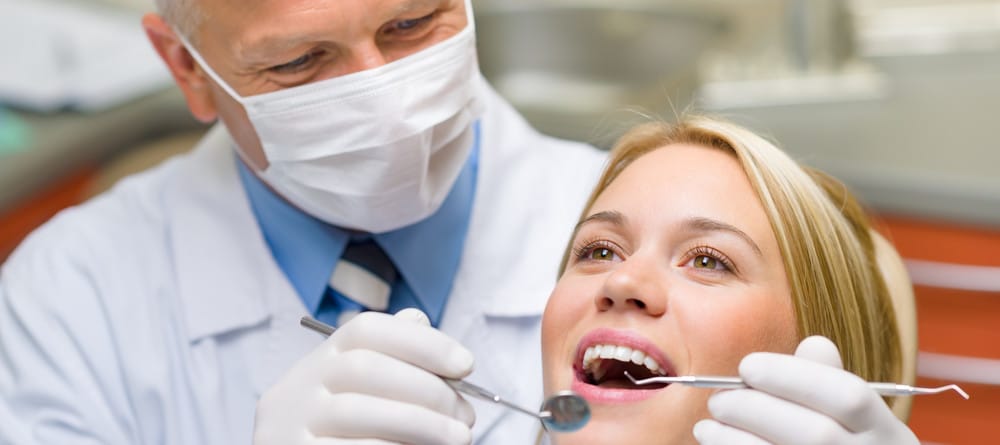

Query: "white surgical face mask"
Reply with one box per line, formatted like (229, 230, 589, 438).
(180, 2, 484, 233)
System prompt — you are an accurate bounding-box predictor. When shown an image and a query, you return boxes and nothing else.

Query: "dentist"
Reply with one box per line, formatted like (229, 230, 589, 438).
(0, 0, 604, 444)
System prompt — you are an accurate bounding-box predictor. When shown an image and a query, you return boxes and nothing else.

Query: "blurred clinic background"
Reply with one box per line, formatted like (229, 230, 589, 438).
(0, 0, 998, 442)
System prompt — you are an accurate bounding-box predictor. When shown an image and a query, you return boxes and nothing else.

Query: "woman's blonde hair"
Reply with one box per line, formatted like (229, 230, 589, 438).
(561, 116, 902, 388)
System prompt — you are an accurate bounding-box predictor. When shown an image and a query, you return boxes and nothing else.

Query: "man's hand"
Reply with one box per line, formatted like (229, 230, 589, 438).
(693, 336, 918, 444)
(253, 309, 475, 445)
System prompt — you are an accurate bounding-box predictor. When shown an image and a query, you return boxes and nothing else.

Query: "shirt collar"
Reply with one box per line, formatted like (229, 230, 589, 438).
(237, 122, 480, 320)
(236, 159, 347, 314)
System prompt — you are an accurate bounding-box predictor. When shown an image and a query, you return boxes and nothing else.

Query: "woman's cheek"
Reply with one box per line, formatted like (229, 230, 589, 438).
(671, 287, 776, 372)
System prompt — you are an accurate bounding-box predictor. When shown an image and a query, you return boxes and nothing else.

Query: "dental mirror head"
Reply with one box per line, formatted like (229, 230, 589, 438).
(539, 391, 590, 433)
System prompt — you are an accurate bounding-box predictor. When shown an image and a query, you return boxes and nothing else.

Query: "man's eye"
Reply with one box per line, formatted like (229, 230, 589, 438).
(384, 12, 436, 35)
(269, 52, 318, 73)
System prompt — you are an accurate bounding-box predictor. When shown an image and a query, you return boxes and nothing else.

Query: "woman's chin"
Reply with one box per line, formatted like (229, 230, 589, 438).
(547, 383, 706, 445)
(551, 416, 695, 445)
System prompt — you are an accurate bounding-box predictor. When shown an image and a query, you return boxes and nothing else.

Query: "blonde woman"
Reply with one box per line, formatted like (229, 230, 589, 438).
(541, 117, 917, 444)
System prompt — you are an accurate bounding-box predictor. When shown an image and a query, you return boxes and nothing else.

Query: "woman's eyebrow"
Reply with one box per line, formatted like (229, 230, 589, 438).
(575, 210, 626, 232)
(684, 217, 763, 257)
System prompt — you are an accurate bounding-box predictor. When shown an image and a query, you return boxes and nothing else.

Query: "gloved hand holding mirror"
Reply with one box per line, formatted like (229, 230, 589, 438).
(300, 315, 592, 435)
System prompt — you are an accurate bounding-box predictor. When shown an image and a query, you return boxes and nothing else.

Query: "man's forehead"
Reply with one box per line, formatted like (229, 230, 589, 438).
(202, 0, 447, 25)
(198, 0, 451, 50)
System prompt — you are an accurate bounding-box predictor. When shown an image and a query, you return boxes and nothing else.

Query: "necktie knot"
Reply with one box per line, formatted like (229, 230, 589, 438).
(326, 239, 397, 326)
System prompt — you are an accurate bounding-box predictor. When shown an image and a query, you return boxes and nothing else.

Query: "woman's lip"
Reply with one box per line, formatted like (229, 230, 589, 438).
(574, 327, 676, 377)
(571, 369, 665, 404)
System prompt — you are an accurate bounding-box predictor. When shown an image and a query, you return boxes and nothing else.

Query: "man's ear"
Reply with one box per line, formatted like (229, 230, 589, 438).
(142, 14, 218, 123)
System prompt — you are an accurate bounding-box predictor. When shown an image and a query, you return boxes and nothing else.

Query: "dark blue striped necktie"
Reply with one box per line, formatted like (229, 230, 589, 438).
(318, 239, 397, 327)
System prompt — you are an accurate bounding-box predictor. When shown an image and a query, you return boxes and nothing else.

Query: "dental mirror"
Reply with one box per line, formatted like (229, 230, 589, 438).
(300, 316, 591, 433)
(539, 390, 591, 433)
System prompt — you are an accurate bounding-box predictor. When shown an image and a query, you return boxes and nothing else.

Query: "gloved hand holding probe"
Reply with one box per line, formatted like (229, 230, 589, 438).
(252, 309, 476, 445)
(694, 336, 919, 445)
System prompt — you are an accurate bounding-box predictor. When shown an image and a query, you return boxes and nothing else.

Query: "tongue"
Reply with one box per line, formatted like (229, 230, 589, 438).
(593, 361, 668, 389)
(598, 378, 642, 390)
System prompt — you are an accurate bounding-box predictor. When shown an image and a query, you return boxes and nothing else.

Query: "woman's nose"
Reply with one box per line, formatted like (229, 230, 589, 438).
(596, 255, 667, 316)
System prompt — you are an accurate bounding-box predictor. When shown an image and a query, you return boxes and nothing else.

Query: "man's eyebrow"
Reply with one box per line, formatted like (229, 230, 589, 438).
(685, 217, 763, 257)
(575, 210, 626, 233)
(392, 0, 441, 16)
(238, 33, 319, 62)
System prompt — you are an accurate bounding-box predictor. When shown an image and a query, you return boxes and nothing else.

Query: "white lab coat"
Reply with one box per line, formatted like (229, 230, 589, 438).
(0, 84, 606, 444)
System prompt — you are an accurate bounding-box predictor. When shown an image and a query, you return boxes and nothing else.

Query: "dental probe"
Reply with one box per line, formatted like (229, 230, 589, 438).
(623, 371, 970, 399)
(300, 316, 591, 432)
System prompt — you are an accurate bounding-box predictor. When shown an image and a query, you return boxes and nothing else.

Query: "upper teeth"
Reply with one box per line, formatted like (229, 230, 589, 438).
(582, 344, 667, 379)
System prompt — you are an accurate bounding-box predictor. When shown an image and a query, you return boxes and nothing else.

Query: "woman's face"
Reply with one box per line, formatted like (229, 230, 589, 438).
(542, 143, 799, 444)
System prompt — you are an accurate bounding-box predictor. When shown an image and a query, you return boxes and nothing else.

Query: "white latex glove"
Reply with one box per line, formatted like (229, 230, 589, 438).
(253, 309, 476, 445)
(693, 336, 918, 445)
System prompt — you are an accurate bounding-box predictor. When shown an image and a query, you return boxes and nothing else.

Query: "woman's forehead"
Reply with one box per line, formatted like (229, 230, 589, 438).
(588, 144, 778, 249)
(594, 144, 752, 214)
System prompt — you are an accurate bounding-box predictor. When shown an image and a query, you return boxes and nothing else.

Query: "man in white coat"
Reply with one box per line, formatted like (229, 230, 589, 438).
(0, 1, 923, 444)
(0, 0, 605, 444)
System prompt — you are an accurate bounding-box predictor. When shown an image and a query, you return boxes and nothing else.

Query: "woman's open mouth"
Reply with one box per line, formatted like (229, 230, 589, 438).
(571, 329, 676, 403)
(581, 344, 670, 388)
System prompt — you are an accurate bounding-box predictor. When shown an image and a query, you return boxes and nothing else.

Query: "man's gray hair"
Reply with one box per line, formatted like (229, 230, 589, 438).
(154, 0, 204, 41)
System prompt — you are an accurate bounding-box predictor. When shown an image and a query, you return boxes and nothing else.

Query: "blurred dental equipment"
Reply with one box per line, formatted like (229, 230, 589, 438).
(299, 316, 591, 433)
(624, 371, 970, 399)
(0, 0, 171, 111)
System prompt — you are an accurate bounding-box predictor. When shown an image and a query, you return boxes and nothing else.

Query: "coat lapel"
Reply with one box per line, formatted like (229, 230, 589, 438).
(166, 123, 320, 396)
(443, 272, 551, 439)
(168, 124, 271, 343)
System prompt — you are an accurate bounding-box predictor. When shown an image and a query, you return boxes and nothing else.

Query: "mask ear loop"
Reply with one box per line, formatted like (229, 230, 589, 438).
(463, 0, 476, 33)
(172, 28, 271, 172)
(232, 138, 270, 173)
(173, 28, 247, 103)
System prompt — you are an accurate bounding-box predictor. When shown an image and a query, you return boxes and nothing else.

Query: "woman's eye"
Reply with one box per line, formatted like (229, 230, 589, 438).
(590, 247, 615, 261)
(572, 240, 622, 264)
(687, 248, 734, 273)
(692, 255, 721, 270)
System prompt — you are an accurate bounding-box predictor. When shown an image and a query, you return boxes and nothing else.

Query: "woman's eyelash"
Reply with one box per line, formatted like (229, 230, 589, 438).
(688, 245, 736, 272)
(570, 240, 736, 272)
(572, 238, 619, 260)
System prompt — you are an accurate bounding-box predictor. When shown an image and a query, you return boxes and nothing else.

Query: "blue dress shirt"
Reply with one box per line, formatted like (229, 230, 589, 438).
(236, 123, 480, 327)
